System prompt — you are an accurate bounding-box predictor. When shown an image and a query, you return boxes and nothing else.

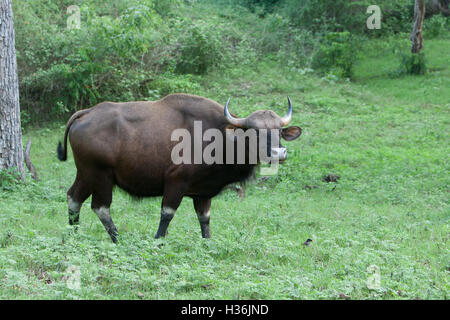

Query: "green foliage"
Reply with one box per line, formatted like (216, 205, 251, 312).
(0, 169, 22, 192)
(277, 0, 414, 35)
(174, 21, 226, 75)
(279, 29, 318, 69)
(379, 0, 415, 35)
(311, 32, 359, 78)
(13, 0, 242, 121)
(205, 0, 415, 35)
(3, 0, 449, 300)
(397, 52, 427, 76)
(389, 41, 427, 76)
(13, 0, 441, 123)
(424, 14, 450, 38)
(239, 0, 281, 14)
(279, 0, 358, 33)
(257, 13, 291, 53)
(153, 0, 182, 16)
(2, 38, 449, 297)
(146, 74, 202, 99)
(15, 0, 167, 118)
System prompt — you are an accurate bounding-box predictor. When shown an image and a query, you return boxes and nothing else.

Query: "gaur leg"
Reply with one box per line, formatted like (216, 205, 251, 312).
(193, 197, 211, 238)
(91, 170, 118, 243)
(93, 206, 118, 243)
(66, 173, 91, 228)
(154, 185, 185, 239)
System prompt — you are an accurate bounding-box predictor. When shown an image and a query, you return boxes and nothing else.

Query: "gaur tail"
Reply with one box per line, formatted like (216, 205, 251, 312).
(57, 109, 92, 162)
(57, 142, 66, 161)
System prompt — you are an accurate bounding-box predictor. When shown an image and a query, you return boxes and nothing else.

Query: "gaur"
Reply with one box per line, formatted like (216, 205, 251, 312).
(57, 94, 302, 242)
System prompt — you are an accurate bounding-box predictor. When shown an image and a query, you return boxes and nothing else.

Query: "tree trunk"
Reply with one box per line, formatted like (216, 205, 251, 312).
(0, 0, 24, 176)
(411, 0, 426, 53)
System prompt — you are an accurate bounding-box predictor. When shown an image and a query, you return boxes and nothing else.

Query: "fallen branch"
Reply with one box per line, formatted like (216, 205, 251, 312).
(24, 138, 39, 181)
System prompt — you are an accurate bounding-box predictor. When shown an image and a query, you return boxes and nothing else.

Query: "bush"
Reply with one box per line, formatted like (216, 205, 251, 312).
(0, 169, 22, 192)
(396, 52, 427, 75)
(278, 0, 414, 35)
(208, 0, 415, 34)
(154, 0, 182, 16)
(15, 0, 168, 119)
(279, 29, 318, 69)
(174, 20, 226, 75)
(240, 0, 281, 14)
(14, 0, 244, 122)
(424, 14, 450, 38)
(256, 13, 291, 53)
(380, 0, 415, 34)
(278, 0, 365, 33)
(311, 32, 359, 79)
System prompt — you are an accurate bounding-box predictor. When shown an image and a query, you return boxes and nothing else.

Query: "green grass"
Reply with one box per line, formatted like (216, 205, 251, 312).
(1, 37, 449, 299)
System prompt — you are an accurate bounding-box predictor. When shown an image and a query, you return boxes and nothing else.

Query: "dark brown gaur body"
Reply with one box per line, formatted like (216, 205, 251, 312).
(58, 93, 301, 242)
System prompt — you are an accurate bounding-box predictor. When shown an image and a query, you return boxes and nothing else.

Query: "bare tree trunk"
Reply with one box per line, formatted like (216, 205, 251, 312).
(411, 0, 426, 53)
(0, 0, 24, 177)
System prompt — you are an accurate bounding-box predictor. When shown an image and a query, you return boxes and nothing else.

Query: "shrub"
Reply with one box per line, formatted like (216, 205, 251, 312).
(0, 169, 22, 192)
(174, 20, 226, 75)
(240, 0, 281, 14)
(257, 13, 291, 53)
(424, 14, 449, 38)
(279, 29, 318, 69)
(15, 0, 253, 122)
(396, 52, 427, 75)
(278, 0, 414, 35)
(15, 0, 169, 119)
(278, 0, 365, 33)
(154, 0, 182, 16)
(311, 32, 359, 79)
(380, 1, 415, 34)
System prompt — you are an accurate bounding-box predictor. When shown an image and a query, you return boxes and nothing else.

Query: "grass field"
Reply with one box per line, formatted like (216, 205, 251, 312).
(0, 36, 449, 299)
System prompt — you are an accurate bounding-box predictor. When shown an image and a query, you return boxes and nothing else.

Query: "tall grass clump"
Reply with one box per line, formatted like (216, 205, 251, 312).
(396, 52, 427, 75)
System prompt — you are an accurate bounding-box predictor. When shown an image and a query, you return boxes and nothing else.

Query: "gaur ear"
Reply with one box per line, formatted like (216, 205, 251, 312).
(281, 126, 302, 141)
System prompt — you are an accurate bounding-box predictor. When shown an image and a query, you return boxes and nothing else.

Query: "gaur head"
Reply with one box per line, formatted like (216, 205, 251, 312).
(224, 97, 302, 163)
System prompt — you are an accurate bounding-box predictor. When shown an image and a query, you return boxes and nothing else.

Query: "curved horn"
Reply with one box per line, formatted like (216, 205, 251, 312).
(280, 96, 293, 126)
(224, 98, 247, 128)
